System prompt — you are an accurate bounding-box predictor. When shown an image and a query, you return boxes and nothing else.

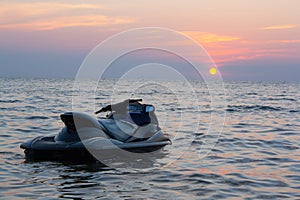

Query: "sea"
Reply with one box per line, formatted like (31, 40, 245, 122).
(0, 77, 299, 199)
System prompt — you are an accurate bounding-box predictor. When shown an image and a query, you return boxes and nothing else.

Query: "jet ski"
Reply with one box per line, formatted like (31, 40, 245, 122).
(20, 99, 171, 162)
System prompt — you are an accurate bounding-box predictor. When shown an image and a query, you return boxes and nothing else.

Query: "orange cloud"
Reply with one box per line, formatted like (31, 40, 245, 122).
(180, 31, 243, 64)
(262, 24, 297, 30)
(0, 15, 134, 30)
(182, 31, 240, 44)
(0, 2, 105, 19)
(278, 39, 300, 43)
(0, 2, 134, 30)
(181, 30, 300, 66)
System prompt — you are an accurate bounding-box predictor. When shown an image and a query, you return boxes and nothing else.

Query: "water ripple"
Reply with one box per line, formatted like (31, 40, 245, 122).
(0, 78, 299, 199)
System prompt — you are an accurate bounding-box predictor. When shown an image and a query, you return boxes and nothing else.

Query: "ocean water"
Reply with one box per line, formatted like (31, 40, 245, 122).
(0, 77, 299, 199)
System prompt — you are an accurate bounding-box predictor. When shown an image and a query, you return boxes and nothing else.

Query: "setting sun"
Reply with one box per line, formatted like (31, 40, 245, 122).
(209, 67, 217, 75)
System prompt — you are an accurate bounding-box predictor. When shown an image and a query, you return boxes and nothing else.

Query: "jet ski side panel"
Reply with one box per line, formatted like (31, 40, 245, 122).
(21, 135, 170, 161)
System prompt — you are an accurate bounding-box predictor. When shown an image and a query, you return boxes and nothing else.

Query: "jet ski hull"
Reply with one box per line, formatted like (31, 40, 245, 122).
(21, 136, 170, 162)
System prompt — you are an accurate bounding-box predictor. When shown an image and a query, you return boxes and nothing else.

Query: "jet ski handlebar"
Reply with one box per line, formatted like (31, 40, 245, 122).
(95, 99, 142, 114)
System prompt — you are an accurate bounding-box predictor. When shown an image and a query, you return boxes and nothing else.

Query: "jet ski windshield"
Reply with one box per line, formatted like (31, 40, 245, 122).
(96, 99, 159, 126)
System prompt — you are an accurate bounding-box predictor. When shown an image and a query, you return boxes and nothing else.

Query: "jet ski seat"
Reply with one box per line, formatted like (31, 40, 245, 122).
(55, 112, 107, 142)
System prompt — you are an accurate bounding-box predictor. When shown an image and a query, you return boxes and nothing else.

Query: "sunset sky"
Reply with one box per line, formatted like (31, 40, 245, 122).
(0, 0, 299, 81)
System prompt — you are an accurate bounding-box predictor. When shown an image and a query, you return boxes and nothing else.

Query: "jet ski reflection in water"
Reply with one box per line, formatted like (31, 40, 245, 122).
(21, 99, 171, 162)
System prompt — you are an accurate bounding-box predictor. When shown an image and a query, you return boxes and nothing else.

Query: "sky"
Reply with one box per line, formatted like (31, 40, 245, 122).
(0, 0, 299, 81)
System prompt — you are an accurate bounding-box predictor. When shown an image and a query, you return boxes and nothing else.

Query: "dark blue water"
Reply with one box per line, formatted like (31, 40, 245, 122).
(0, 78, 299, 199)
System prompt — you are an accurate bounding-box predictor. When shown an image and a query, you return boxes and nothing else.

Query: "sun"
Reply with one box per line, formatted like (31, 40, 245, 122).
(209, 67, 217, 75)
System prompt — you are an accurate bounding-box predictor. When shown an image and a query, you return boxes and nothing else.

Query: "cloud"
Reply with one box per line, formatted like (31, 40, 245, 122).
(0, 15, 134, 30)
(182, 31, 240, 44)
(0, 2, 134, 30)
(181, 31, 300, 66)
(278, 40, 300, 43)
(262, 24, 297, 30)
(179, 31, 243, 64)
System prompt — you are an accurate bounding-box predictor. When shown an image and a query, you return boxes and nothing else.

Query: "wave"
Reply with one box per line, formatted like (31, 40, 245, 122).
(226, 105, 283, 112)
(246, 92, 258, 95)
(0, 100, 22, 103)
(26, 116, 50, 120)
(262, 97, 297, 102)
